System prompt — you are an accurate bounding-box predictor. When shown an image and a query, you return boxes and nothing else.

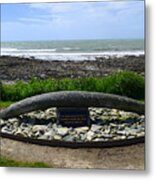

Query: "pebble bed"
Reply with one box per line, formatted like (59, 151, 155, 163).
(0, 108, 145, 142)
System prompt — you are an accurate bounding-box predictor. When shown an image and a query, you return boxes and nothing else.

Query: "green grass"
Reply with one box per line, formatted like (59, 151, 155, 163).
(0, 101, 13, 109)
(0, 156, 53, 168)
(1, 71, 145, 101)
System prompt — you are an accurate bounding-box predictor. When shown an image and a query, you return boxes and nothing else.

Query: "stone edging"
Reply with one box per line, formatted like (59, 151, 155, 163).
(0, 132, 144, 148)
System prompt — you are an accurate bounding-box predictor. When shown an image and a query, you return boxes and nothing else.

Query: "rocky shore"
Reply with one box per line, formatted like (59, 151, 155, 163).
(0, 108, 145, 143)
(0, 55, 145, 82)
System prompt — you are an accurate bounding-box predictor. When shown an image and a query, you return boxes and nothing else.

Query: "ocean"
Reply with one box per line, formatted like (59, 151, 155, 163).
(1, 39, 144, 61)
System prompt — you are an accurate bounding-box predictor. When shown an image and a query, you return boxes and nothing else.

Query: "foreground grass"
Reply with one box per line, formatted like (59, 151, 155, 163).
(0, 156, 53, 168)
(0, 101, 13, 109)
(1, 71, 145, 101)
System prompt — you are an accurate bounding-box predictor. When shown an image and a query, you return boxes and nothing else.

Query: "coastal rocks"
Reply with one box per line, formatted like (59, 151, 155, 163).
(0, 55, 145, 82)
(0, 107, 145, 143)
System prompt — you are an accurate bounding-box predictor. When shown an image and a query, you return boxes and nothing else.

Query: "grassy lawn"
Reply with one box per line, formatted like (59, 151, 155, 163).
(0, 156, 54, 168)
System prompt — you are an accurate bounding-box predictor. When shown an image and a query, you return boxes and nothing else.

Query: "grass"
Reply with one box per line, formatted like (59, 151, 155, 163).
(0, 101, 13, 109)
(0, 71, 145, 101)
(0, 156, 53, 168)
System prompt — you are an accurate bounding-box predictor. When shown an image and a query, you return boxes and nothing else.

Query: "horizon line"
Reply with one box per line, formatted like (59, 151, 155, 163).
(1, 38, 145, 43)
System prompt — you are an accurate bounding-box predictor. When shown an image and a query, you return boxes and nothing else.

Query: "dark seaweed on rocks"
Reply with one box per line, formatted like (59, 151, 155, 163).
(0, 55, 145, 82)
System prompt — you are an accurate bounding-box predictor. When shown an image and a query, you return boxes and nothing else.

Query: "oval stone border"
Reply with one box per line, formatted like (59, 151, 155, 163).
(0, 91, 145, 147)
(0, 132, 144, 148)
(0, 91, 145, 119)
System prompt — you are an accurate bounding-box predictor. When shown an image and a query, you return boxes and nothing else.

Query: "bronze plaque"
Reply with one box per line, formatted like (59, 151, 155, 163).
(57, 107, 90, 127)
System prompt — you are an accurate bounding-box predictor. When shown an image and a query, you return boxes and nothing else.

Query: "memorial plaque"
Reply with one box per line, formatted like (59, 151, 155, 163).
(57, 107, 90, 127)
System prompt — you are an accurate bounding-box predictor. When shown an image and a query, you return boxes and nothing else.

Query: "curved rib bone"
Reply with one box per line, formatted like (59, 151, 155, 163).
(0, 91, 145, 119)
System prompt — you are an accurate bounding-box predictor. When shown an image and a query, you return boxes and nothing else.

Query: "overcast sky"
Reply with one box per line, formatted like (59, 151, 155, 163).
(1, 1, 144, 41)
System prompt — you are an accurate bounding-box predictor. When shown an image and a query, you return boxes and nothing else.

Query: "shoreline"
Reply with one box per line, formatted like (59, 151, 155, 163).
(1, 51, 144, 61)
(0, 55, 145, 82)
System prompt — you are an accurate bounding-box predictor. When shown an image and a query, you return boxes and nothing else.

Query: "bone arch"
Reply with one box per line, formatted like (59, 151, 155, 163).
(0, 91, 145, 119)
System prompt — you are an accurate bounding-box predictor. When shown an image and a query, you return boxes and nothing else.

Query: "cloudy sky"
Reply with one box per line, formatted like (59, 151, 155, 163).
(1, 1, 144, 41)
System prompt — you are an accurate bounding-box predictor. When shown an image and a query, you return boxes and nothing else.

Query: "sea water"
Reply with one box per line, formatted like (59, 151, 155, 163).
(1, 39, 144, 61)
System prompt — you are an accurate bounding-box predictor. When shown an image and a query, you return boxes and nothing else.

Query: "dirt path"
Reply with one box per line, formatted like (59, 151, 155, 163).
(0, 138, 144, 170)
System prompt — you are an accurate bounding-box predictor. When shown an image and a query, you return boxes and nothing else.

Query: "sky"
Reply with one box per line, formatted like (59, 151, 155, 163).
(1, 1, 144, 41)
